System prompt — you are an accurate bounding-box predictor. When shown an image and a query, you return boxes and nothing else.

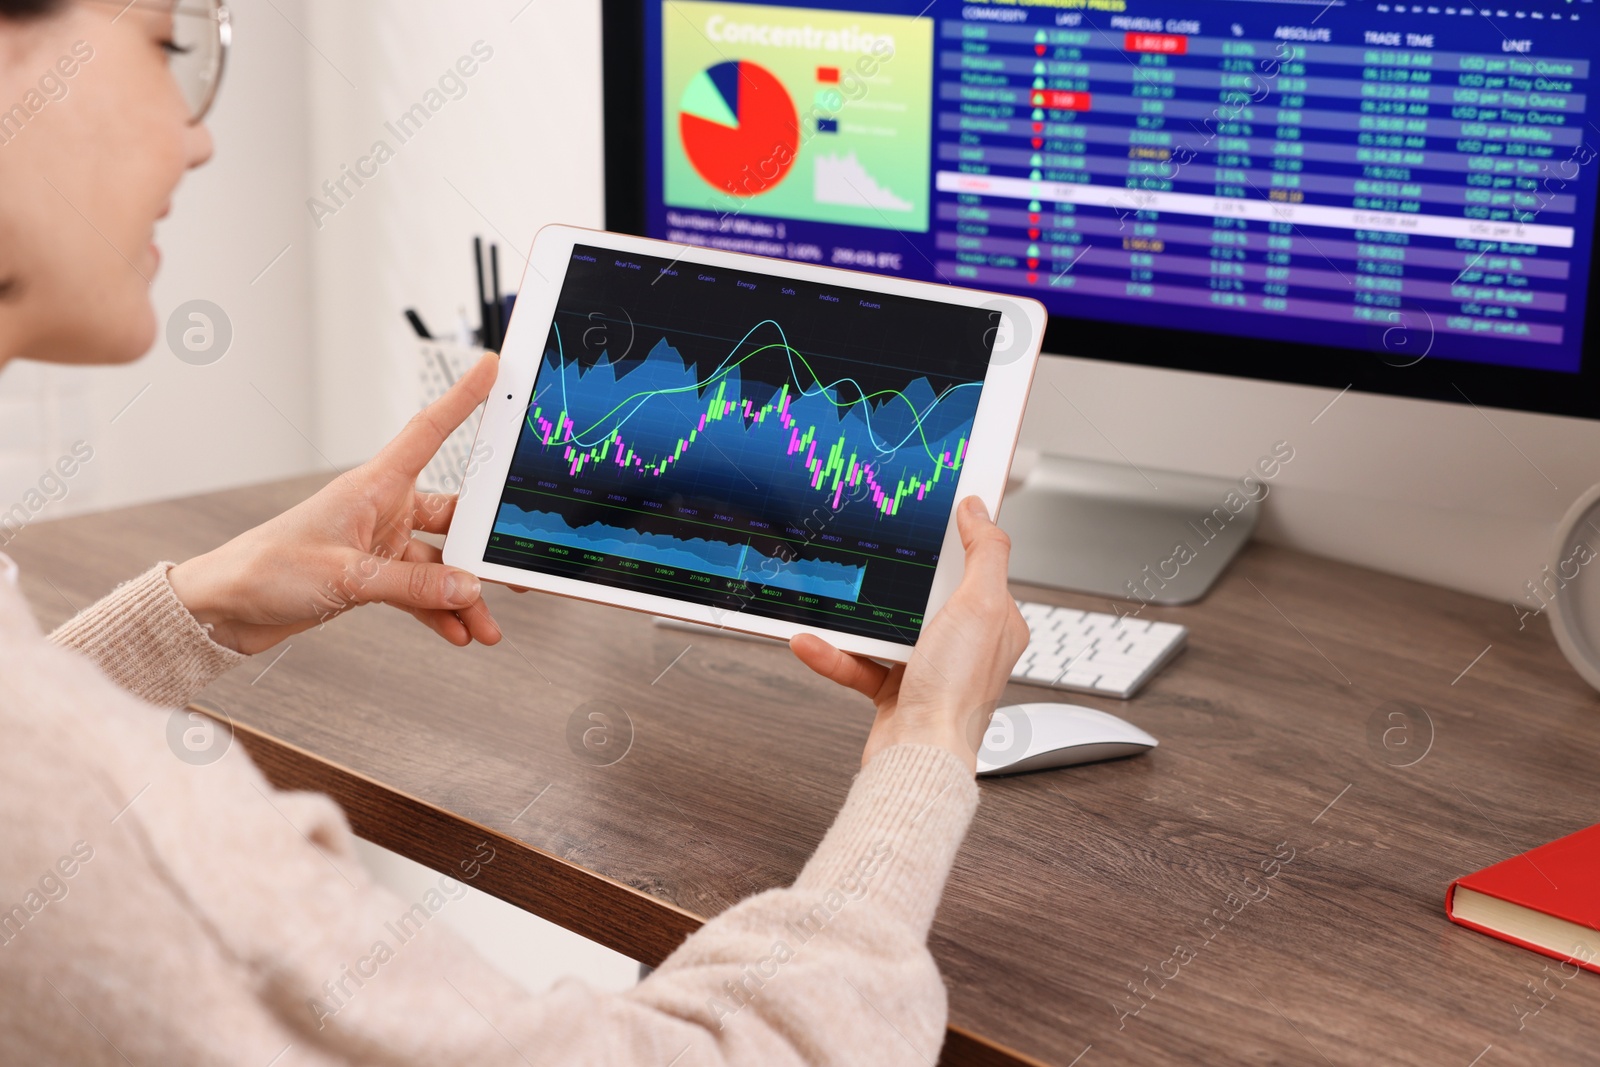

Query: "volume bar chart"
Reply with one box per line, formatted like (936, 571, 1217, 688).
(494, 503, 865, 601)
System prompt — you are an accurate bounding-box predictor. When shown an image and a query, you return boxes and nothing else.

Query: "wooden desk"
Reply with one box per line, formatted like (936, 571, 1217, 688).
(12, 474, 1600, 1066)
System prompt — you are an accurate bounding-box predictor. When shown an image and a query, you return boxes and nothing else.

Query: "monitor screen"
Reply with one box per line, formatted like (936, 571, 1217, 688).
(483, 244, 997, 643)
(606, 0, 1600, 417)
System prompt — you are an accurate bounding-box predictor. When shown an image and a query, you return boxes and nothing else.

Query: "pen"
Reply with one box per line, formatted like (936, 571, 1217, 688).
(490, 243, 504, 351)
(473, 236, 490, 350)
(501, 292, 517, 341)
(403, 308, 433, 340)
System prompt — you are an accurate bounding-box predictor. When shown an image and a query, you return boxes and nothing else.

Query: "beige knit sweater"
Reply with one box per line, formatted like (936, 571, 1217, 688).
(0, 555, 979, 1066)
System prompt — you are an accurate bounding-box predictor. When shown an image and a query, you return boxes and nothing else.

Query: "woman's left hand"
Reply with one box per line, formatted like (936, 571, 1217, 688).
(168, 353, 504, 656)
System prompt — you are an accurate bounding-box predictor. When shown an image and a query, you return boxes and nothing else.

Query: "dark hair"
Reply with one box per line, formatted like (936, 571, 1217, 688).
(0, 0, 64, 18)
(0, 0, 68, 300)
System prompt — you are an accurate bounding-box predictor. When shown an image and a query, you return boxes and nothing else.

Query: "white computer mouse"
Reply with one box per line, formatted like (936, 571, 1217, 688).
(976, 703, 1158, 776)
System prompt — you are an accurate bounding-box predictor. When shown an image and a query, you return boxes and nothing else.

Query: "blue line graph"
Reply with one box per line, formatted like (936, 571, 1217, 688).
(548, 317, 982, 462)
(520, 332, 978, 542)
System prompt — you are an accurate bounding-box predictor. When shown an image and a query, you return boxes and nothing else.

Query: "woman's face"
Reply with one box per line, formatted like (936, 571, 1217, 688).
(0, 1, 213, 365)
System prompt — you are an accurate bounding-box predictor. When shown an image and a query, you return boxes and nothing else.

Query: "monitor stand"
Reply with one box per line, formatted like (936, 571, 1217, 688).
(1003, 455, 1259, 606)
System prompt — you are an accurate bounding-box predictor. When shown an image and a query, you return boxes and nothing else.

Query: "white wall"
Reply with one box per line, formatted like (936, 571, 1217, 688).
(302, 0, 605, 465)
(0, 0, 318, 521)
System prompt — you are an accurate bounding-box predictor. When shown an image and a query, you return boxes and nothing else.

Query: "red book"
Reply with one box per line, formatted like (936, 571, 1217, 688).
(1445, 822, 1600, 974)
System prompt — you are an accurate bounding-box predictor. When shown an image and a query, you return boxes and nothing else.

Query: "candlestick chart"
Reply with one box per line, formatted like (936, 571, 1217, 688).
(526, 317, 975, 527)
(490, 316, 980, 608)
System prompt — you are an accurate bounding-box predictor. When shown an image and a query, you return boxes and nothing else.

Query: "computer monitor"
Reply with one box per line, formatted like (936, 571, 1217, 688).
(602, 0, 1600, 600)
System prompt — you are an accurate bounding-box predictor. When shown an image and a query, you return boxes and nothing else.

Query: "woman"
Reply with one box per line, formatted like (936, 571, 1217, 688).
(0, 2, 1029, 1064)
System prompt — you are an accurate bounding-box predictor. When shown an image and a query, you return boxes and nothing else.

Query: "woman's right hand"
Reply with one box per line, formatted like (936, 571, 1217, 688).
(790, 496, 1030, 773)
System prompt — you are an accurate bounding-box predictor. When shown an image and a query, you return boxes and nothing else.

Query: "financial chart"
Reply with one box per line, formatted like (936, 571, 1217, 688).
(484, 244, 996, 641)
(680, 59, 801, 195)
(645, 0, 1600, 374)
(662, 1, 934, 234)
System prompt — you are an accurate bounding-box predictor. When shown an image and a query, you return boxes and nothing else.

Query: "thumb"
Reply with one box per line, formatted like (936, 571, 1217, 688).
(353, 555, 482, 611)
(790, 632, 891, 699)
(954, 495, 1011, 590)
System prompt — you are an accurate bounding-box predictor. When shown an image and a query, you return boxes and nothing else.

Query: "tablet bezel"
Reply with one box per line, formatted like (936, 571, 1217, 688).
(444, 224, 1045, 663)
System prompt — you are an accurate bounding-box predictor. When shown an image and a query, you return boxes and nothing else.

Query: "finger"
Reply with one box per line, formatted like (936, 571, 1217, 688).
(402, 537, 444, 566)
(790, 632, 891, 699)
(456, 597, 503, 646)
(350, 551, 483, 612)
(420, 607, 472, 646)
(954, 496, 1013, 592)
(484, 579, 532, 594)
(377, 351, 500, 479)
(407, 605, 472, 646)
(400, 540, 500, 645)
(412, 493, 458, 535)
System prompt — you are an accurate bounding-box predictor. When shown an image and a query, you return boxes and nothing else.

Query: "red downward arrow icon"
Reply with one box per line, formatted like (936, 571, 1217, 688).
(1027, 257, 1039, 269)
(1028, 228, 1040, 239)
(1027, 272, 1039, 283)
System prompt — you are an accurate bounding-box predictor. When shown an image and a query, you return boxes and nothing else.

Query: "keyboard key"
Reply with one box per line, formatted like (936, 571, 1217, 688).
(1059, 669, 1104, 689)
(1094, 667, 1141, 692)
(1008, 601, 1186, 699)
(1025, 662, 1068, 684)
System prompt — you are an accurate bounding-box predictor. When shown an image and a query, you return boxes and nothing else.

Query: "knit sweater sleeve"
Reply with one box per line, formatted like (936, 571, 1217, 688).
(283, 743, 982, 1067)
(47, 562, 246, 706)
(612, 743, 981, 1062)
(300, 741, 984, 1067)
(8, 567, 980, 1066)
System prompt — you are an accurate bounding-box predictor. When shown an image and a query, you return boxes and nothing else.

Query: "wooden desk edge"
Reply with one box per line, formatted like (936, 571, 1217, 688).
(215, 714, 703, 955)
(210, 712, 1049, 1067)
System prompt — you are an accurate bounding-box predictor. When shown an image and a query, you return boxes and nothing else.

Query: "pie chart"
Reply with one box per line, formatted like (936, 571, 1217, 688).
(679, 60, 799, 196)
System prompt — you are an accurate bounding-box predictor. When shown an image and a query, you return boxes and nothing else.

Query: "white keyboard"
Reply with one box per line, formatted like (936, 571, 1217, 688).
(652, 600, 1186, 700)
(1011, 601, 1187, 700)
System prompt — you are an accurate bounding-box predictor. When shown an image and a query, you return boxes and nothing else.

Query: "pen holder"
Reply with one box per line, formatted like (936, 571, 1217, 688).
(416, 340, 487, 496)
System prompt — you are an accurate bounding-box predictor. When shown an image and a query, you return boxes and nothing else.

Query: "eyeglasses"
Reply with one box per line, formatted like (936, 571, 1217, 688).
(87, 0, 232, 124)
(164, 0, 230, 123)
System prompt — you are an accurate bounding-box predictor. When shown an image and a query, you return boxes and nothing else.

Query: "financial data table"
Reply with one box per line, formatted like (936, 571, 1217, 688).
(933, 16, 1593, 371)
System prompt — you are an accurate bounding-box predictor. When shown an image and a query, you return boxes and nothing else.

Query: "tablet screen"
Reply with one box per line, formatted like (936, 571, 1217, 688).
(484, 243, 998, 643)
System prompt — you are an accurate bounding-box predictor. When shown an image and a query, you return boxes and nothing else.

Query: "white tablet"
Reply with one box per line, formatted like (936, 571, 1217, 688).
(444, 225, 1044, 663)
